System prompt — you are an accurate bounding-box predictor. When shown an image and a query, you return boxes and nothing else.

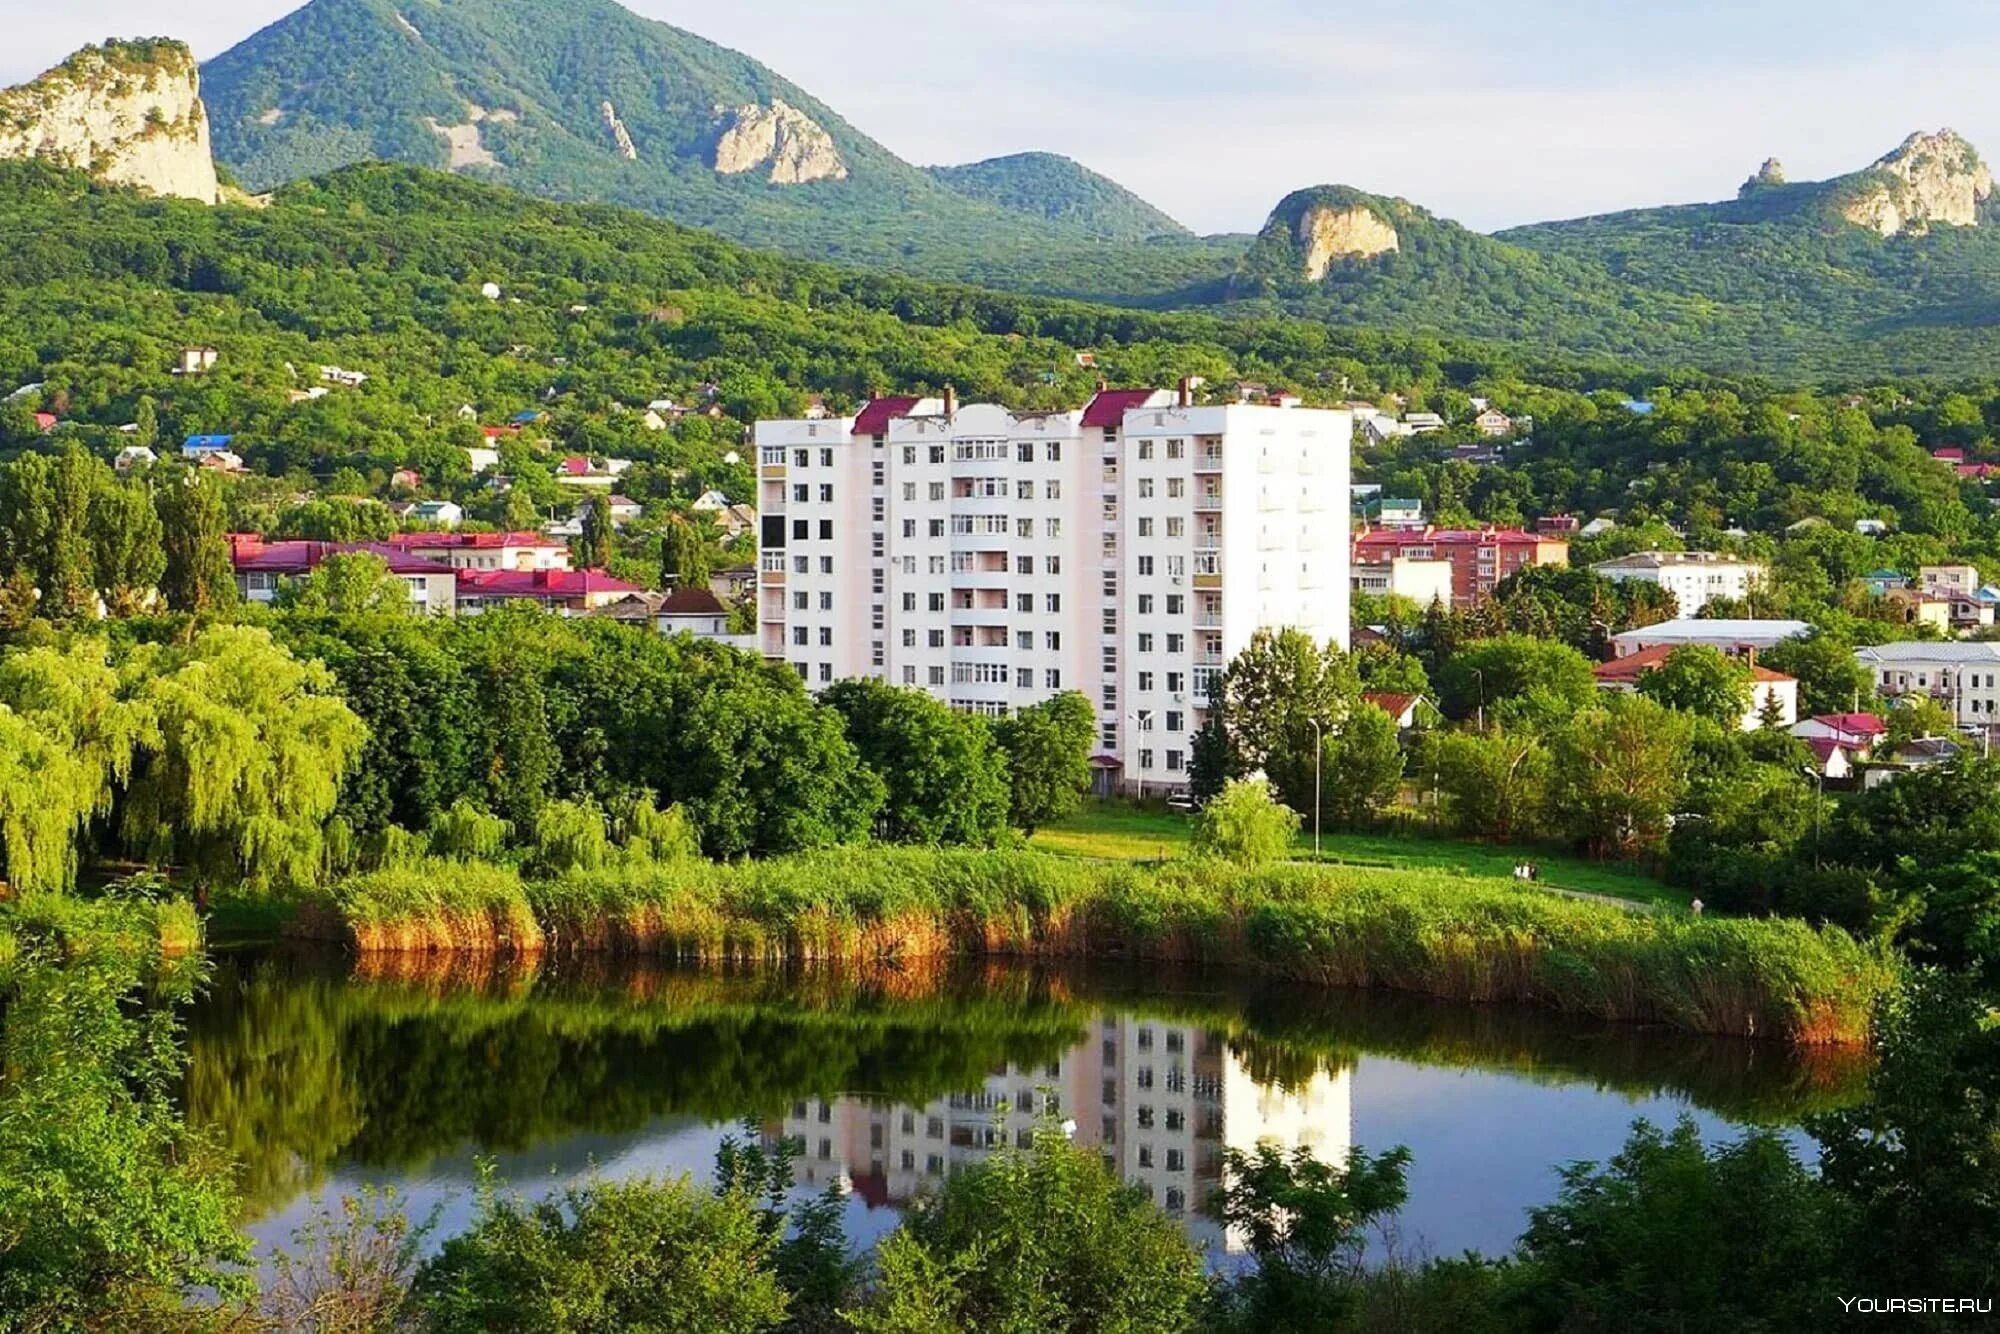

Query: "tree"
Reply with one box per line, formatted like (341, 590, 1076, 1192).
(1421, 728, 1551, 841)
(1320, 701, 1405, 829)
(132, 394, 158, 448)
(1635, 645, 1752, 727)
(120, 626, 368, 889)
(413, 1176, 789, 1333)
(276, 551, 414, 615)
(0, 450, 99, 621)
(1759, 632, 1873, 717)
(1214, 628, 1358, 811)
(1434, 634, 1596, 727)
(1191, 778, 1299, 865)
(1884, 694, 1957, 748)
(574, 492, 612, 570)
(823, 678, 1009, 845)
(87, 479, 165, 616)
(851, 1125, 1208, 1332)
(1209, 1142, 1413, 1331)
(992, 691, 1095, 834)
(660, 515, 711, 589)
(156, 470, 236, 613)
(1188, 715, 1237, 804)
(1503, 1119, 1844, 1332)
(1551, 693, 1692, 857)
(0, 922, 250, 1325)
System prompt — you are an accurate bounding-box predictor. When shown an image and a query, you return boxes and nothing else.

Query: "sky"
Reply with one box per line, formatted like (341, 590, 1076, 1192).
(8, 0, 2000, 234)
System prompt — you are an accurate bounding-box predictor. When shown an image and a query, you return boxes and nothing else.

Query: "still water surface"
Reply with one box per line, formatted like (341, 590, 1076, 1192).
(184, 951, 1860, 1265)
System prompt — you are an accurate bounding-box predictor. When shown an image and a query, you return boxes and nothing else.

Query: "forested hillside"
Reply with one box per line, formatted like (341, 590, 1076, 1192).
(926, 153, 1194, 242)
(199, 0, 1232, 301)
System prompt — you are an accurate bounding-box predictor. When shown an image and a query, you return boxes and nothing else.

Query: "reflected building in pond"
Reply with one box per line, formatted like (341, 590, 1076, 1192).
(774, 1015, 1351, 1253)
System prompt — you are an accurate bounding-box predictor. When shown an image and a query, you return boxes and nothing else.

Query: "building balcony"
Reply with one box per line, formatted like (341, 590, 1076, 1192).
(1194, 539, 1221, 553)
(1195, 612, 1223, 629)
(1195, 652, 1225, 668)
(760, 464, 787, 479)
(1194, 451, 1223, 472)
(1195, 494, 1222, 512)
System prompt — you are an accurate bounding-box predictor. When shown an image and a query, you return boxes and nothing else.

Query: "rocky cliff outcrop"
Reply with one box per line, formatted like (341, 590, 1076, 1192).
(0, 40, 219, 204)
(601, 100, 638, 160)
(1740, 157, 1786, 197)
(712, 98, 846, 184)
(1842, 130, 1992, 236)
(1298, 202, 1399, 280)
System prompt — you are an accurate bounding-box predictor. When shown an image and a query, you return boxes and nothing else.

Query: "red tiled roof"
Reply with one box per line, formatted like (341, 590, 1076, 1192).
(1812, 712, 1886, 737)
(1959, 463, 2000, 479)
(33, 413, 57, 432)
(1081, 388, 1162, 429)
(656, 587, 727, 616)
(387, 531, 565, 551)
(852, 396, 921, 436)
(1594, 643, 1795, 684)
(1933, 447, 1967, 461)
(1361, 692, 1421, 720)
(231, 540, 456, 577)
(1806, 737, 1850, 763)
(479, 425, 519, 439)
(457, 569, 641, 599)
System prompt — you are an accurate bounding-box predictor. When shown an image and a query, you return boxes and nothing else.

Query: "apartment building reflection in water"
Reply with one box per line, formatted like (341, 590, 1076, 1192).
(773, 1016, 1351, 1252)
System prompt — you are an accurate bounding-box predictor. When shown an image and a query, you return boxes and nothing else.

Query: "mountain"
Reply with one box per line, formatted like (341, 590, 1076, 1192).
(199, 0, 1224, 299)
(926, 152, 1190, 242)
(0, 39, 219, 203)
(1217, 132, 2000, 376)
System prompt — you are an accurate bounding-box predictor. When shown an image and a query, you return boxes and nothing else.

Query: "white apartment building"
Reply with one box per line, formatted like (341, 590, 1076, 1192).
(1856, 641, 2000, 727)
(775, 1014, 1351, 1253)
(754, 386, 1352, 794)
(1591, 551, 1766, 616)
(1352, 555, 1454, 608)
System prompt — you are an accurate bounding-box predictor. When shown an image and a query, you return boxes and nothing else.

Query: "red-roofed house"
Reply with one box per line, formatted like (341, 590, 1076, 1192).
(1792, 713, 1886, 750)
(457, 568, 641, 615)
(1352, 527, 1569, 605)
(32, 412, 57, 433)
(1804, 737, 1855, 780)
(384, 531, 572, 572)
(230, 539, 459, 614)
(1592, 643, 1798, 731)
(1360, 692, 1431, 731)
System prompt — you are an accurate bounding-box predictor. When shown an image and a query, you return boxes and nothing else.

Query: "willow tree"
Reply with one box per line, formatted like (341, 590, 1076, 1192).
(119, 626, 366, 890)
(0, 642, 147, 893)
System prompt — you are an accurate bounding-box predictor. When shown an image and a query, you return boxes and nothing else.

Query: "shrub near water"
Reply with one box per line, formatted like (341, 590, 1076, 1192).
(304, 849, 1893, 1044)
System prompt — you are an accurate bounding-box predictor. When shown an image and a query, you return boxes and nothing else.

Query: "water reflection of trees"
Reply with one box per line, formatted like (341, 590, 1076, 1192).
(183, 951, 1868, 1219)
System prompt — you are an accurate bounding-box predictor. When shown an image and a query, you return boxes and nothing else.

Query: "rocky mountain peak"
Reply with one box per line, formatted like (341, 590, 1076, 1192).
(0, 39, 219, 204)
(1843, 128, 1992, 236)
(711, 98, 846, 184)
(1740, 157, 1787, 196)
(1297, 201, 1399, 280)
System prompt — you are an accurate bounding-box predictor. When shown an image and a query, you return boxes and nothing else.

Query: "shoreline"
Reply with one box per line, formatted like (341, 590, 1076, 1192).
(274, 848, 1895, 1046)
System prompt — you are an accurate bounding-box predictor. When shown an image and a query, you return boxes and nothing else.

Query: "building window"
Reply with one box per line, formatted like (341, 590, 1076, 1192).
(819, 484, 834, 503)
(1166, 750, 1184, 771)
(1016, 442, 1035, 463)
(928, 666, 945, 685)
(1016, 667, 1034, 688)
(1138, 556, 1155, 576)
(793, 449, 809, 468)
(1166, 595, 1184, 614)
(928, 594, 946, 612)
(1045, 442, 1062, 462)
(818, 520, 833, 540)
(820, 448, 833, 467)
(1138, 518, 1154, 537)
(1045, 518, 1061, 538)
(819, 592, 834, 611)
(1045, 594, 1061, 613)
(1167, 439, 1185, 460)
(819, 628, 833, 646)
(1166, 711, 1183, 732)
(1138, 633, 1155, 653)
(929, 519, 945, 538)
(929, 445, 946, 464)
(902, 629, 917, 648)
(1139, 478, 1155, 499)
(1046, 556, 1061, 575)
(901, 593, 917, 612)
(1138, 672, 1155, 691)
(793, 591, 809, 611)
(902, 666, 917, 684)
(792, 627, 808, 646)
(1046, 632, 1061, 650)
(792, 519, 809, 541)
(1166, 517, 1183, 538)
(928, 630, 945, 648)
(792, 484, 809, 503)
(1167, 477, 1184, 498)
(902, 446, 917, 466)
(1139, 441, 1155, 460)
(1166, 634, 1184, 653)
(1018, 594, 1034, 613)
(1017, 556, 1035, 575)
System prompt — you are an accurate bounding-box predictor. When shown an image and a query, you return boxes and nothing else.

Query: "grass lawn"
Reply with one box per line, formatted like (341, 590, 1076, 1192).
(1030, 801, 1690, 908)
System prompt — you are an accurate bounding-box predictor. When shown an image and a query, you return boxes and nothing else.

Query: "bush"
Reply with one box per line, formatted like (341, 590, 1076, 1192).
(430, 798, 511, 862)
(531, 799, 611, 877)
(413, 1173, 789, 1333)
(1192, 779, 1300, 866)
(849, 1124, 1209, 1332)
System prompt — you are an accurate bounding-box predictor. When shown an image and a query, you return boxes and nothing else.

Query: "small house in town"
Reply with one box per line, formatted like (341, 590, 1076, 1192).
(174, 346, 218, 376)
(1592, 644, 1798, 731)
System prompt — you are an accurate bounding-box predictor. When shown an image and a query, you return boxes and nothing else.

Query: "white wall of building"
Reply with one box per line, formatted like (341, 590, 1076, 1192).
(756, 397, 1352, 793)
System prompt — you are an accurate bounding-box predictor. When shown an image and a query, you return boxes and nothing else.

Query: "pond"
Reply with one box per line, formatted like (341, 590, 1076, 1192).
(184, 950, 1866, 1267)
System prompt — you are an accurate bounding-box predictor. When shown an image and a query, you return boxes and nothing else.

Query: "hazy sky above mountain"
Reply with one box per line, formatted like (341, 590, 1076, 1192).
(9, 0, 2000, 234)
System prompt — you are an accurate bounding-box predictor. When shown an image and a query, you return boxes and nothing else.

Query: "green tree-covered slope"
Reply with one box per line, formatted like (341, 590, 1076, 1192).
(926, 152, 1192, 242)
(199, 0, 1228, 300)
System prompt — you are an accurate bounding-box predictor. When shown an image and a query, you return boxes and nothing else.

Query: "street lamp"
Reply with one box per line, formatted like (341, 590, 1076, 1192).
(1308, 717, 1324, 862)
(1127, 711, 1147, 803)
(1471, 667, 1487, 733)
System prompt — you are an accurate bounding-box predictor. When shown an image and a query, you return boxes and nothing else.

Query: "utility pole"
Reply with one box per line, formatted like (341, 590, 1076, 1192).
(1472, 667, 1486, 732)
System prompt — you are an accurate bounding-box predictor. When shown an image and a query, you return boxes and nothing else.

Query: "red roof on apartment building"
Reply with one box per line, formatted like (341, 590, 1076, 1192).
(230, 540, 456, 577)
(385, 531, 566, 551)
(1354, 526, 1558, 550)
(458, 569, 641, 600)
(851, 396, 922, 437)
(1081, 388, 1163, 429)
(1592, 643, 1796, 685)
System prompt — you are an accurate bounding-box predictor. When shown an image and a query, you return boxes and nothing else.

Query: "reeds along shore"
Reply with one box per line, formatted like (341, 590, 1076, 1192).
(285, 849, 1896, 1047)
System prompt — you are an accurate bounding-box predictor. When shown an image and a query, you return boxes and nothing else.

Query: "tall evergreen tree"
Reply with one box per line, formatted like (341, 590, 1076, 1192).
(155, 472, 236, 613)
(660, 516, 711, 589)
(575, 493, 613, 570)
(88, 480, 165, 617)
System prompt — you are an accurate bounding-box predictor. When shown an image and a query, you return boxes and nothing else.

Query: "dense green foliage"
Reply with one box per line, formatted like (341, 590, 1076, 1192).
(926, 152, 1194, 243)
(199, 0, 1235, 300)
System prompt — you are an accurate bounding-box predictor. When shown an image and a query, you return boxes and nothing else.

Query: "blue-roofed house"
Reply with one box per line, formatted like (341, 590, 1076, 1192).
(510, 410, 545, 426)
(182, 434, 235, 458)
(1863, 568, 1908, 596)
